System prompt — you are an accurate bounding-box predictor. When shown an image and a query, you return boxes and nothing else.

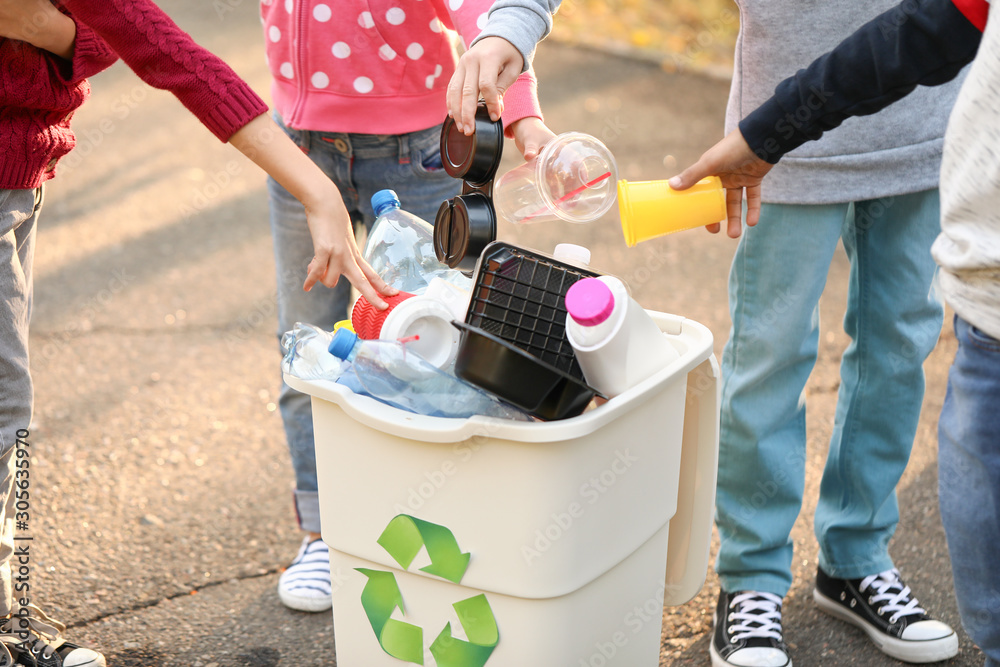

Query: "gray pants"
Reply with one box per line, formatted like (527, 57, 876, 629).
(0, 187, 42, 616)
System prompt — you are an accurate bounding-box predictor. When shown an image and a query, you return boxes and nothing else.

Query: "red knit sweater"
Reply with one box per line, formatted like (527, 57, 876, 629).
(0, 0, 269, 190)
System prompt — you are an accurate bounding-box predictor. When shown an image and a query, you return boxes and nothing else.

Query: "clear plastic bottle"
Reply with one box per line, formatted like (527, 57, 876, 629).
(363, 190, 472, 294)
(564, 276, 679, 398)
(281, 322, 346, 380)
(327, 328, 530, 420)
(280, 322, 368, 395)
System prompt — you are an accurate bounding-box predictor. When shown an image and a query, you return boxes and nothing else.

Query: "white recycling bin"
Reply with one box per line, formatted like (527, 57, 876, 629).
(284, 311, 719, 667)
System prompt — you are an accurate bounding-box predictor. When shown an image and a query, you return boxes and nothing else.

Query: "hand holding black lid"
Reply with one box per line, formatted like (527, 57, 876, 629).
(434, 103, 505, 272)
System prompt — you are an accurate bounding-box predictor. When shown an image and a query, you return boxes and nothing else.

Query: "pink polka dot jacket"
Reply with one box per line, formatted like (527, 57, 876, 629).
(260, 0, 542, 135)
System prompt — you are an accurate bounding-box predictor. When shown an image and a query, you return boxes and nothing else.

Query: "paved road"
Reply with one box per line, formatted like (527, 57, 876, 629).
(24, 1, 976, 665)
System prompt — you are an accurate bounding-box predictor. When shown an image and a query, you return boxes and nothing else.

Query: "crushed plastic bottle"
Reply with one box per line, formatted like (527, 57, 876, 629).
(327, 328, 530, 420)
(363, 190, 472, 294)
(281, 322, 368, 395)
(281, 322, 345, 380)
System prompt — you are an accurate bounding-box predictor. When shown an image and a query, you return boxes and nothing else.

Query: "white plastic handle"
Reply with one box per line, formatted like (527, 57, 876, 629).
(663, 356, 720, 606)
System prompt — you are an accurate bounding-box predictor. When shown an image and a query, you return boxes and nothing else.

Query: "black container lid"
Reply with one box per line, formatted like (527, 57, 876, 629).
(434, 193, 497, 272)
(440, 105, 504, 186)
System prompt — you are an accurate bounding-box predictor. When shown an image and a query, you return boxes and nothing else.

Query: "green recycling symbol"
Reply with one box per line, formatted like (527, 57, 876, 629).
(357, 514, 499, 666)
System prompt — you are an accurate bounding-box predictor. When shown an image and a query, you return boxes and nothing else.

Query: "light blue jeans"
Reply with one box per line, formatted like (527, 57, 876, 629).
(0, 187, 42, 616)
(268, 116, 459, 533)
(715, 190, 943, 596)
(938, 315, 1000, 667)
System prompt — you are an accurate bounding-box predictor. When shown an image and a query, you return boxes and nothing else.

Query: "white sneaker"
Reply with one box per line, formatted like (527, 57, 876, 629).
(278, 537, 333, 612)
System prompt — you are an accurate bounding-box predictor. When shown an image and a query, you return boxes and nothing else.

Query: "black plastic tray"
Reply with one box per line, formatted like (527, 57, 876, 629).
(452, 322, 601, 421)
(464, 242, 602, 379)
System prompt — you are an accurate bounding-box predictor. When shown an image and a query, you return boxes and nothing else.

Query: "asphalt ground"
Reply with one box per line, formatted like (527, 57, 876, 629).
(21, 1, 979, 665)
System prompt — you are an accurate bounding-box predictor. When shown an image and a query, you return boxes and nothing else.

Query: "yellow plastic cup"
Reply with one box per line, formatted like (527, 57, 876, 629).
(618, 176, 726, 247)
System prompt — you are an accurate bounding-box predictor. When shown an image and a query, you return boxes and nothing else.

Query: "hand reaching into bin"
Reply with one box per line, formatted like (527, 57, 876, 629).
(228, 116, 396, 306)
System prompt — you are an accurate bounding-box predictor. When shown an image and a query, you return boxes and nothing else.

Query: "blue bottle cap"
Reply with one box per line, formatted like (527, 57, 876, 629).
(371, 190, 401, 217)
(328, 328, 359, 360)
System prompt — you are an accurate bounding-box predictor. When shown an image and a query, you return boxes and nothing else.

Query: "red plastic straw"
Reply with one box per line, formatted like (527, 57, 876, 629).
(520, 171, 612, 222)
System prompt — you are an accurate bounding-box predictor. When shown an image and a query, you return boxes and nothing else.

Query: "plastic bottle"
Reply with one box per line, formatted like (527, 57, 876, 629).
(552, 243, 592, 268)
(281, 322, 347, 380)
(564, 276, 680, 398)
(363, 190, 472, 294)
(327, 329, 530, 420)
(280, 322, 368, 395)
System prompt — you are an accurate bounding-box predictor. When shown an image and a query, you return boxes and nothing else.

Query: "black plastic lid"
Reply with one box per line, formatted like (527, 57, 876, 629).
(433, 193, 497, 272)
(440, 104, 504, 186)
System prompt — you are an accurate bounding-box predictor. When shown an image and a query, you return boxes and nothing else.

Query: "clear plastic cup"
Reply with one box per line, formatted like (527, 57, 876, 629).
(494, 132, 618, 224)
(617, 177, 726, 247)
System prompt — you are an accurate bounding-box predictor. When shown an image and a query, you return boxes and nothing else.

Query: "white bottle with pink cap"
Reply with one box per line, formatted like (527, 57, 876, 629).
(565, 276, 680, 398)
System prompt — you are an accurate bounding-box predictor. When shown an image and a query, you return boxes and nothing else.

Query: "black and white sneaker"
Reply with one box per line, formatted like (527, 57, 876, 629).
(710, 589, 792, 667)
(0, 605, 106, 666)
(814, 567, 958, 663)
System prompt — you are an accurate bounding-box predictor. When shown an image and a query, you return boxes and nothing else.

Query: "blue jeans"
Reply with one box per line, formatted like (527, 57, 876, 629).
(715, 190, 943, 596)
(938, 315, 1000, 667)
(268, 116, 460, 533)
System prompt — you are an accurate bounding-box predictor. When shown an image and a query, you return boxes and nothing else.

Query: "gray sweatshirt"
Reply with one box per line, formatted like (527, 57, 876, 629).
(729, 0, 966, 204)
(472, 0, 558, 69)
(736, 0, 999, 338)
(479, 0, 967, 204)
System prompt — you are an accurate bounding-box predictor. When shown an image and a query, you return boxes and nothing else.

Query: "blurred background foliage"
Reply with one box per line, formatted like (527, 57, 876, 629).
(549, 0, 739, 76)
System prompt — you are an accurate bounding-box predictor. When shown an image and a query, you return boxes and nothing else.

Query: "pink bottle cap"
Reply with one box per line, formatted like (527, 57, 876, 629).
(565, 278, 615, 326)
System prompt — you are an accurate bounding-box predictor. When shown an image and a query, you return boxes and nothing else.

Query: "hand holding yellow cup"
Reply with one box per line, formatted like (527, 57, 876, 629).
(618, 176, 726, 247)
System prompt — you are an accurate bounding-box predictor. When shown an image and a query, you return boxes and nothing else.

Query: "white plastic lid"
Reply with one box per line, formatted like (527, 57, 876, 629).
(379, 296, 461, 369)
(553, 243, 592, 267)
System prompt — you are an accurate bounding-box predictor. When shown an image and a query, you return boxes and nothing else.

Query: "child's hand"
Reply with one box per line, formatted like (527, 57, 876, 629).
(0, 0, 75, 59)
(669, 129, 774, 239)
(508, 117, 556, 161)
(447, 37, 524, 135)
(300, 195, 396, 308)
(228, 115, 398, 308)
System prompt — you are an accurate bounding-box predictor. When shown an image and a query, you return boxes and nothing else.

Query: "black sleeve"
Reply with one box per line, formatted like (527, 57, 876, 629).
(739, 0, 982, 164)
